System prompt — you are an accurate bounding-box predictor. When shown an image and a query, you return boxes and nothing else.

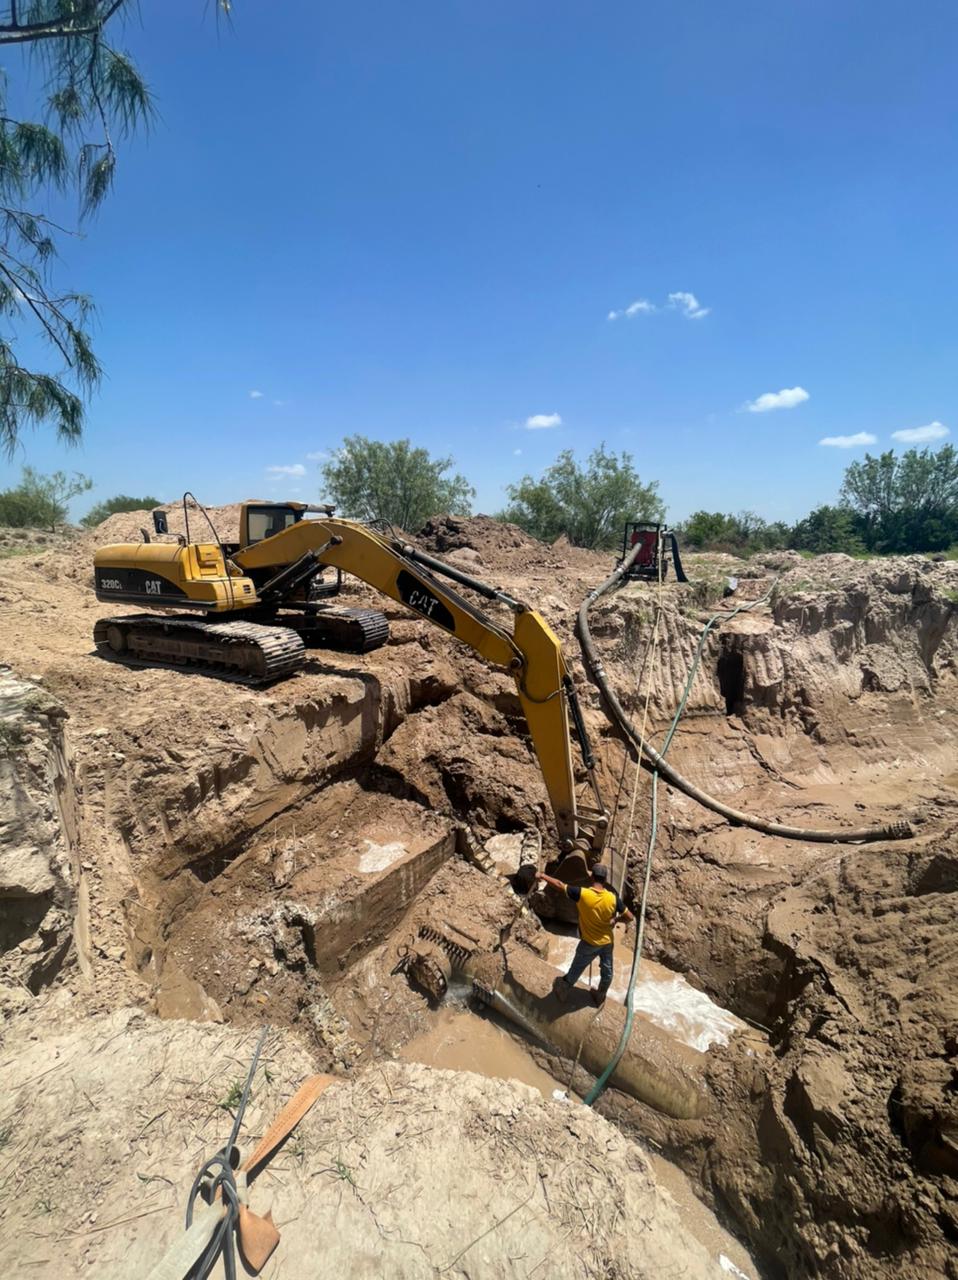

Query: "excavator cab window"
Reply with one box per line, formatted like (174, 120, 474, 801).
(245, 505, 303, 546)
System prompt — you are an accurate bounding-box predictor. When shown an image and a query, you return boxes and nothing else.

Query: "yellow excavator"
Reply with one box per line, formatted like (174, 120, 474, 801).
(93, 496, 608, 856)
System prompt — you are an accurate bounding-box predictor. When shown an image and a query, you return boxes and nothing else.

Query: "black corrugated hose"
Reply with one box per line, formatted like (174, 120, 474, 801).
(575, 544, 912, 844)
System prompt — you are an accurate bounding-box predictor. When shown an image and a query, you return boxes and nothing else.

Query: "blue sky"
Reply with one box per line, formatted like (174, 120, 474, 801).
(3, 0, 958, 523)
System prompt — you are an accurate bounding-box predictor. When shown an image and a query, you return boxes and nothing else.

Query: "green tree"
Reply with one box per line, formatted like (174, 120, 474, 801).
(322, 436, 475, 531)
(0, 2, 228, 455)
(790, 505, 865, 554)
(734, 511, 791, 551)
(680, 511, 739, 548)
(679, 510, 790, 553)
(80, 492, 162, 528)
(840, 446, 958, 552)
(0, 465, 91, 529)
(499, 446, 663, 549)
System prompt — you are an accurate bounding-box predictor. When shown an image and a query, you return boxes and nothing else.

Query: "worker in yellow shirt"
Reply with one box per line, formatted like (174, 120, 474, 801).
(537, 864, 634, 1006)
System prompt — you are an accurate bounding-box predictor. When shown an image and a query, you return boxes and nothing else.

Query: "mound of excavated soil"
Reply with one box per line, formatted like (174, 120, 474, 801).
(90, 501, 246, 547)
(416, 513, 608, 579)
(417, 513, 542, 555)
(0, 1009, 715, 1278)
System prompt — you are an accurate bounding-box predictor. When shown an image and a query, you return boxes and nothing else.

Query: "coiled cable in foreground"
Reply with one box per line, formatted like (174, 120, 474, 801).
(185, 1026, 269, 1280)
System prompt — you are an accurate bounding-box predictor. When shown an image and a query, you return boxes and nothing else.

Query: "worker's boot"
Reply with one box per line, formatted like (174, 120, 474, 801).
(591, 987, 608, 1008)
(554, 977, 571, 1004)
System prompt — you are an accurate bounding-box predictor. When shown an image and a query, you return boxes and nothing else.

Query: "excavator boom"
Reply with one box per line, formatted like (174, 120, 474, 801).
(235, 518, 606, 853)
(93, 505, 607, 855)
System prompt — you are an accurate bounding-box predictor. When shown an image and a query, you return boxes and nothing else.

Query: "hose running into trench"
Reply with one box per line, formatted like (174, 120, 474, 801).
(584, 548, 668, 1107)
(575, 550, 914, 845)
(580, 542, 913, 1106)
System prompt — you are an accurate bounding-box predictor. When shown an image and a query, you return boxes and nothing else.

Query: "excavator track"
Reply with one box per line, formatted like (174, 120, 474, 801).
(284, 606, 390, 654)
(93, 615, 306, 685)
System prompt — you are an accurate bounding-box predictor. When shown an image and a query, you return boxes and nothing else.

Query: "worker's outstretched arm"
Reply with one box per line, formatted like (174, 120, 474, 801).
(538, 872, 570, 893)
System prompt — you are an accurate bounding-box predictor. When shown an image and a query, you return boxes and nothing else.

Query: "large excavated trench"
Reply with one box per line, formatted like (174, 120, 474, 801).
(3, 524, 958, 1279)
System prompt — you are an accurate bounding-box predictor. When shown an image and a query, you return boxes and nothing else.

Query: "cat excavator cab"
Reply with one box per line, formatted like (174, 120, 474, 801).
(92, 496, 609, 859)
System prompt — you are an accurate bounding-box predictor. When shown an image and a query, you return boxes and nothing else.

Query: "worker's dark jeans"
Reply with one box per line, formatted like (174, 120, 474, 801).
(564, 939, 613, 994)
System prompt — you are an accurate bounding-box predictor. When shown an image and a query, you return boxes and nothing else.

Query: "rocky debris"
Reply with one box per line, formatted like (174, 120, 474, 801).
(755, 549, 807, 571)
(0, 1009, 715, 1278)
(0, 668, 80, 1010)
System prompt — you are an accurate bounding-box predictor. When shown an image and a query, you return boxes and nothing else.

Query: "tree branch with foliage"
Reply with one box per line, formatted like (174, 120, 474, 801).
(0, 2, 228, 456)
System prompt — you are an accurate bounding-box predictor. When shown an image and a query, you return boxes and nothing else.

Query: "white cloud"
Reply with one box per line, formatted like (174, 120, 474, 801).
(608, 299, 655, 321)
(273, 399, 287, 407)
(306, 450, 329, 462)
(819, 432, 877, 448)
(513, 448, 522, 456)
(668, 291, 710, 320)
(524, 413, 562, 430)
(266, 463, 307, 476)
(249, 390, 264, 399)
(746, 386, 810, 413)
(891, 421, 949, 444)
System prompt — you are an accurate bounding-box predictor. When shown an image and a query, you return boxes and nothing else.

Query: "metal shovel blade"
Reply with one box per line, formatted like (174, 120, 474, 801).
(237, 1205, 281, 1272)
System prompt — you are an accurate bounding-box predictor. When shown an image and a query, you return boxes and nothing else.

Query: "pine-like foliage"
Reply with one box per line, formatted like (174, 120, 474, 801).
(0, 3, 225, 455)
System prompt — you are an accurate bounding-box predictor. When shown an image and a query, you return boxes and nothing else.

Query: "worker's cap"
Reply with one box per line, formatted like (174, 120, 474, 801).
(591, 864, 610, 882)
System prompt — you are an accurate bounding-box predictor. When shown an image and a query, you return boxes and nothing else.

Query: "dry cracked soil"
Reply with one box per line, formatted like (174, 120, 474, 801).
(1, 506, 957, 1279)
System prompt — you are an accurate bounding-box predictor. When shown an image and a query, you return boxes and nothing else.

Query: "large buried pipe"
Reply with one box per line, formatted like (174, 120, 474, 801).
(576, 544, 912, 844)
(465, 949, 708, 1121)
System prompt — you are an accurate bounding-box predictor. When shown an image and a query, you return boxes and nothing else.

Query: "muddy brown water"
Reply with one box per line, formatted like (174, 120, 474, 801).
(401, 1003, 759, 1278)
(400, 1003, 561, 1097)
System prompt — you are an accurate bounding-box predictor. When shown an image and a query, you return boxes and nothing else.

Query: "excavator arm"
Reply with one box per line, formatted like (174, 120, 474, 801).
(234, 517, 607, 854)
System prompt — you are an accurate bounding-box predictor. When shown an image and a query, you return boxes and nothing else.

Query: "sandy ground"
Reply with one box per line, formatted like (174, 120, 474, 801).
(0, 1009, 718, 1278)
(2, 511, 958, 1276)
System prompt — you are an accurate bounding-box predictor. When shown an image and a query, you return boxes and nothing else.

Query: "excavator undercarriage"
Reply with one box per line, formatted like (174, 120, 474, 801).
(93, 604, 390, 682)
(93, 615, 307, 683)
